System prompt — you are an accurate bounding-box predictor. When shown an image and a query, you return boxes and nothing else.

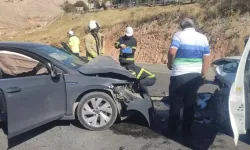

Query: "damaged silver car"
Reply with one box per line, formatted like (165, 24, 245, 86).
(212, 56, 240, 88)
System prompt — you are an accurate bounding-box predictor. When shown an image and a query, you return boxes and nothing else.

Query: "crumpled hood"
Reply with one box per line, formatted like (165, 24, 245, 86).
(212, 56, 241, 66)
(212, 56, 241, 87)
(78, 56, 136, 79)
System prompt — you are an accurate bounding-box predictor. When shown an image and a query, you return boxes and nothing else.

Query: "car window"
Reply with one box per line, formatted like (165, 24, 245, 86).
(36, 46, 86, 69)
(223, 61, 238, 73)
(0, 50, 49, 79)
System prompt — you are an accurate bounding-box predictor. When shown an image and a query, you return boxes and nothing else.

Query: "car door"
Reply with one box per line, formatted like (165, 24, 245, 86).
(229, 37, 250, 145)
(0, 49, 67, 138)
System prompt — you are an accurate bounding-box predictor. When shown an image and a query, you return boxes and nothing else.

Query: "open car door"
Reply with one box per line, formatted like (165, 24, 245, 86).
(60, 42, 88, 62)
(60, 42, 72, 53)
(229, 37, 250, 145)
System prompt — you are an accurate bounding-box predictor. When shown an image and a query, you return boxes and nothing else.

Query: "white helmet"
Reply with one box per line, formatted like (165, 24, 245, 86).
(125, 26, 133, 36)
(88, 20, 100, 30)
(68, 30, 74, 36)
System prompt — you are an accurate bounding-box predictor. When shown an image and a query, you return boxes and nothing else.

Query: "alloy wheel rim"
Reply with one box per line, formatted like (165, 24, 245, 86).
(82, 97, 112, 127)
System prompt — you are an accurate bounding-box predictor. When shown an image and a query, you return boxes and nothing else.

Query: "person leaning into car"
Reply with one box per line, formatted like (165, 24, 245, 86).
(123, 63, 156, 95)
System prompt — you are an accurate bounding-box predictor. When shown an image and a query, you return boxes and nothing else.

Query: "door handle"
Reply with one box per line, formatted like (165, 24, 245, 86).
(6, 87, 22, 93)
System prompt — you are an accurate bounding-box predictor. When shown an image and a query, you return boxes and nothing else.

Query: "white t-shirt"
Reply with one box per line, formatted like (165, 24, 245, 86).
(170, 28, 210, 76)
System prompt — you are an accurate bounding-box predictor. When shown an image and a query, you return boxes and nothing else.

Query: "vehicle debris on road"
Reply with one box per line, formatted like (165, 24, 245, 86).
(197, 93, 212, 109)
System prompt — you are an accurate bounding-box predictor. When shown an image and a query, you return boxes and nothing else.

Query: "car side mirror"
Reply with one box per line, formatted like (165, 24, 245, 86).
(223, 62, 238, 73)
(47, 63, 62, 78)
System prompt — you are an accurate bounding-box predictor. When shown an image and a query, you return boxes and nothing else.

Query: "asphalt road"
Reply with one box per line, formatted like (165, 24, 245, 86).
(0, 101, 249, 150)
(137, 63, 218, 97)
(0, 64, 249, 150)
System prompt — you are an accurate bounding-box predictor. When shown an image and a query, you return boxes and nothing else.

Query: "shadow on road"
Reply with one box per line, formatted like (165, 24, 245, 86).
(1, 94, 248, 149)
(0, 120, 72, 149)
(109, 95, 220, 150)
(0, 122, 8, 135)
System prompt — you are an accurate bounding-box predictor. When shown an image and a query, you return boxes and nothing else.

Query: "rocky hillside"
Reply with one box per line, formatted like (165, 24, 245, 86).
(0, 0, 67, 36)
(2, 3, 250, 64)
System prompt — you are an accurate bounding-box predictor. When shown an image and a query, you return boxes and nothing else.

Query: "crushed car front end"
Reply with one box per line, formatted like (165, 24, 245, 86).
(71, 56, 155, 127)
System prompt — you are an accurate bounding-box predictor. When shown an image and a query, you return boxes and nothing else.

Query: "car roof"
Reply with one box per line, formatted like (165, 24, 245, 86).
(0, 42, 49, 52)
(223, 56, 241, 60)
(212, 56, 241, 65)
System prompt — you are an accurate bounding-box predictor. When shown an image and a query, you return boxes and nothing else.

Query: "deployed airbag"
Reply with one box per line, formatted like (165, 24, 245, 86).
(0, 51, 38, 75)
(0, 51, 47, 76)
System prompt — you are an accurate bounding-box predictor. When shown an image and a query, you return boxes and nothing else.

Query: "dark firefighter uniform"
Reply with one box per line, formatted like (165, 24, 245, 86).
(115, 35, 137, 65)
(125, 64, 156, 94)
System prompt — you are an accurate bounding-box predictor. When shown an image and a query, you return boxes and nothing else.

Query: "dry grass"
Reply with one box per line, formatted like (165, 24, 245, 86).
(4, 2, 249, 63)
(7, 4, 203, 44)
(0, 0, 64, 29)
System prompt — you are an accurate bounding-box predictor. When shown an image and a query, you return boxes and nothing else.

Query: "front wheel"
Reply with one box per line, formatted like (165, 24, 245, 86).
(77, 92, 118, 131)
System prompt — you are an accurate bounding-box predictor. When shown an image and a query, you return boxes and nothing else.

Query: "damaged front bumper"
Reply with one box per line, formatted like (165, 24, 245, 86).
(112, 86, 155, 127)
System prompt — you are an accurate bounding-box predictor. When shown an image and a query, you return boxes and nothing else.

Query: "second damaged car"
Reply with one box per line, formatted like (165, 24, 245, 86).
(0, 42, 155, 138)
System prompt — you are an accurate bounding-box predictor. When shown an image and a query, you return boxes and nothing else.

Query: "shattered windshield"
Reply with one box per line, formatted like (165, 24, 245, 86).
(36, 45, 86, 69)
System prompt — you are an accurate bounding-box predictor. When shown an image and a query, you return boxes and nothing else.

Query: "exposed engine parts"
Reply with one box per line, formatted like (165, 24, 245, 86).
(114, 86, 142, 103)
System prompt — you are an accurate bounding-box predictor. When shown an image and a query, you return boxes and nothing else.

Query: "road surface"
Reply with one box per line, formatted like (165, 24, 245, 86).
(137, 63, 218, 97)
(0, 64, 249, 150)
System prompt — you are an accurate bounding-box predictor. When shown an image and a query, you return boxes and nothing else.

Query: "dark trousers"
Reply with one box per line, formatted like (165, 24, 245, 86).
(168, 73, 202, 134)
(140, 77, 156, 94)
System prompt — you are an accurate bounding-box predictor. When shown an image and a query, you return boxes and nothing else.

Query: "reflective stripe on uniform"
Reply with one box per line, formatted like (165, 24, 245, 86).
(132, 46, 137, 50)
(148, 74, 156, 78)
(88, 56, 93, 60)
(115, 42, 120, 48)
(121, 58, 134, 61)
(136, 68, 155, 79)
(136, 69, 144, 79)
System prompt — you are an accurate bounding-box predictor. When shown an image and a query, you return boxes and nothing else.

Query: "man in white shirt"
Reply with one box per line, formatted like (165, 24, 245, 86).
(167, 18, 210, 138)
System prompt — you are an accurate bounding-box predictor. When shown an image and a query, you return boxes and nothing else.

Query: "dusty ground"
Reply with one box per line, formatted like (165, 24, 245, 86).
(0, 0, 66, 36)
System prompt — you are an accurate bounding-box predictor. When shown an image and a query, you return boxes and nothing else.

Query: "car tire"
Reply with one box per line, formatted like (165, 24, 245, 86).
(77, 92, 118, 131)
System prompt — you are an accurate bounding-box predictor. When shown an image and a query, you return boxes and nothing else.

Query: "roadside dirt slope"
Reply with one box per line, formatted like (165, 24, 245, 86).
(0, 0, 65, 35)
(3, 4, 250, 64)
(104, 13, 250, 63)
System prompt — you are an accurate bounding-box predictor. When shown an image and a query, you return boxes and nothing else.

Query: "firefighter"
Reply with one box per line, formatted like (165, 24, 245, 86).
(123, 63, 156, 95)
(68, 30, 80, 57)
(84, 20, 104, 61)
(115, 26, 137, 66)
